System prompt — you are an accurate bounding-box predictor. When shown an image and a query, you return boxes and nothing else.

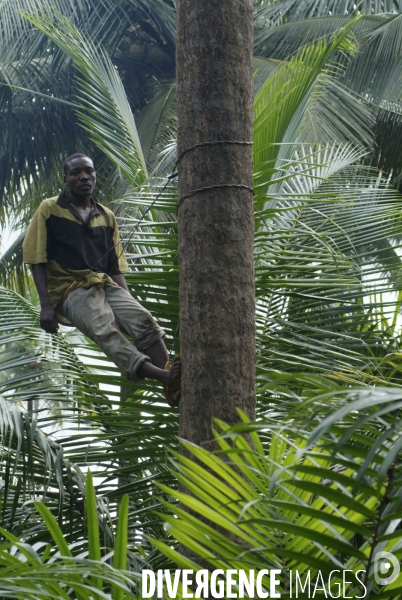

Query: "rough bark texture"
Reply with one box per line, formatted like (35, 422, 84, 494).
(176, 0, 255, 449)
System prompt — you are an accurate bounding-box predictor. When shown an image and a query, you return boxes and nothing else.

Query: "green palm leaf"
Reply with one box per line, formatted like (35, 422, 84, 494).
(152, 394, 402, 599)
(255, 0, 402, 26)
(22, 8, 147, 185)
(1, 4, 402, 589)
(0, 485, 138, 600)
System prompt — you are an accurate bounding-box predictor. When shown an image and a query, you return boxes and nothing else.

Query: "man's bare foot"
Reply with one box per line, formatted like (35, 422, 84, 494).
(164, 355, 181, 407)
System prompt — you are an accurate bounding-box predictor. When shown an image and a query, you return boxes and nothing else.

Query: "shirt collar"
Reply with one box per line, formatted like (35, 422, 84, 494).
(57, 188, 106, 218)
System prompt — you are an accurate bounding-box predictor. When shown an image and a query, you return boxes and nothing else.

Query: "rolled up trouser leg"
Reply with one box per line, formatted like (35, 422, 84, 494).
(61, 285, 151, 382)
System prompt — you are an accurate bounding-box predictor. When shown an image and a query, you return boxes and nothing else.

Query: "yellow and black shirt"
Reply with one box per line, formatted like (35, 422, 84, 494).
(23, 189, 129, 316)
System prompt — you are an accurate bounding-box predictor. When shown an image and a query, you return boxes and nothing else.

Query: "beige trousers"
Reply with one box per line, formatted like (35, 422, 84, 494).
(62, 283, 165, 382)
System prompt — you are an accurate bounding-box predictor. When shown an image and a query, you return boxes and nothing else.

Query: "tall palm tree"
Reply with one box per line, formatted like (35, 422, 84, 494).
(176, 0, 256, 445)
(1, 1, 402, 597)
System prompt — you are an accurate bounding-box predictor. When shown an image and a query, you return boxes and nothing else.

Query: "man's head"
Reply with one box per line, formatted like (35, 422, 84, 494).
(63, 154, 96, 199)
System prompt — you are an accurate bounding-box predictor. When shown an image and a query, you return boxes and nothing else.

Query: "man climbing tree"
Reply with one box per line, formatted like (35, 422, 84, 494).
(176, 0, 256, 446)
(23, 153, 181, 406)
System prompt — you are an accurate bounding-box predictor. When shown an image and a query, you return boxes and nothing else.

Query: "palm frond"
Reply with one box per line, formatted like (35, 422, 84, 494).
(253, 24, 361, 195)
(255, 160, 402, 391)
(300, 81, 374, 147)
(153, 393, 402, 599)
(0, 231, 30, 296)
(0, 0, 134, 216)
(0, 476, 139, 599)
(23, 8, 147, 184)
(137, 82, 177, 173)
(254, 14, 378, 59)
(253, 55, 282, 94)
(342, 13, 402, 107)
(372, 108, 402, 180)
(254, 0, 402, 27)
(254, 11, 402, 177)
(124, 0, 176, 48)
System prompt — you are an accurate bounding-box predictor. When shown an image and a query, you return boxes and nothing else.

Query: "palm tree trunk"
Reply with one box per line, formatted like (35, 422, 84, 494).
(176, 0, 255, 449)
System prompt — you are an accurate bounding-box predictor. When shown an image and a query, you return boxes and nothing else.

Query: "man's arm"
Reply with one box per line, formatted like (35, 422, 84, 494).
(110, 273, 129, 292)
(31, 264, 59, 334)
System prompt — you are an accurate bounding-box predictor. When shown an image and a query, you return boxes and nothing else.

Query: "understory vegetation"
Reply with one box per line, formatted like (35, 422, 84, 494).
(1, 1, 402, 598)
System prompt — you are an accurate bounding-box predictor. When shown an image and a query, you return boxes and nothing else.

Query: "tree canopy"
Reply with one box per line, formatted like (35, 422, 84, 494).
(1, 1, 402, 598)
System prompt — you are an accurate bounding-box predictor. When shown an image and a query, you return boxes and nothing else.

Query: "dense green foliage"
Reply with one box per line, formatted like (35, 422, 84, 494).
(1, 1, 402, 598)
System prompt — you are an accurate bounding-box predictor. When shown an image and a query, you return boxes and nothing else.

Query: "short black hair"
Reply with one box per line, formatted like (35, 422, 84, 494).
(64, 153, 93, 175)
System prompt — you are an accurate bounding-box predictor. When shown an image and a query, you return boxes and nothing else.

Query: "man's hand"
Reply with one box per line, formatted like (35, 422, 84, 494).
(31, 264, 59, 333)
(40, 304, 59, 334)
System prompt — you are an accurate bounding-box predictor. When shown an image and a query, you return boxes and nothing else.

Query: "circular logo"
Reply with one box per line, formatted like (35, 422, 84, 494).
(374, 551, 401, 585)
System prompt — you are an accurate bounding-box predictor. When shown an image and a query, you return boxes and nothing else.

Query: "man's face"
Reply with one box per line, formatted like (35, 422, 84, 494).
(64, 156, 96, 198)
